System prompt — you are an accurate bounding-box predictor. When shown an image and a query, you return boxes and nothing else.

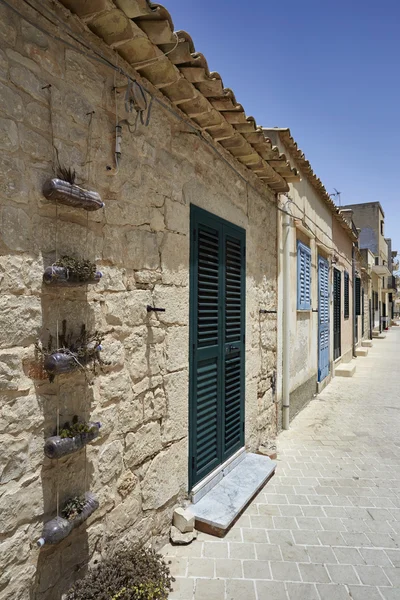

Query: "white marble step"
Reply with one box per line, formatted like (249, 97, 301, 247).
(190, 453, 276, 537)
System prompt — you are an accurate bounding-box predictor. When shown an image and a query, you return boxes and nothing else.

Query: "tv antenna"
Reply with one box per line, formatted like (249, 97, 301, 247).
(331, 188, 342, 206)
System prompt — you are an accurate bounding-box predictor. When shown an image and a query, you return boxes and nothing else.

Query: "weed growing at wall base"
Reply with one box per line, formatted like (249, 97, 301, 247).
(65, 547, 174, 600)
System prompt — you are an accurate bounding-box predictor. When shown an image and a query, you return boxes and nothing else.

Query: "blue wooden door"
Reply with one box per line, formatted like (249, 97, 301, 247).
(318, 256, 330, 382)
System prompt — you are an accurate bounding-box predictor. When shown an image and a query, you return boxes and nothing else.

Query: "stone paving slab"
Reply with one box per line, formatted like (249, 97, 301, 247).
(162, 328, 400, 599)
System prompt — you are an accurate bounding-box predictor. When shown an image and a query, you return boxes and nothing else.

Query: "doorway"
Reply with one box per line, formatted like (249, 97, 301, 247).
(189, 206, 246, 489)
(333, 268, 341, 360)
(318, 256, 330, 381)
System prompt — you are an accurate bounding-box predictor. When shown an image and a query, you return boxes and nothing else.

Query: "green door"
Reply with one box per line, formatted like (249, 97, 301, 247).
(189, 205, 246, 489)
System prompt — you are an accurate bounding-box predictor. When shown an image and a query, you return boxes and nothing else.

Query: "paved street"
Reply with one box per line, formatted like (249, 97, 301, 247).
(163, 327, 400, 599)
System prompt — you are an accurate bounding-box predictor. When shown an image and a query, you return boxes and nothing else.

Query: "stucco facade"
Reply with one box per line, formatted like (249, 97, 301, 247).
(267, 128, 356, 422)
(0, 2, 280, 598)
(277, 182, 333, 419)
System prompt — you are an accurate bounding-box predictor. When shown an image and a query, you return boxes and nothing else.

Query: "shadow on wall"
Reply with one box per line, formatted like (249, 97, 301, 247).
(30, 284, 99, 599)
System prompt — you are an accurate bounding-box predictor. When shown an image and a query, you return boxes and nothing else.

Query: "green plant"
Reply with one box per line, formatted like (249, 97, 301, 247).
(65, 546, 174, 600)
(35, 320, 109, 381)
(57, 164, 76, 185)
(54, 255, 97, 282)
(62, 495, 87, 521)
(57, 415, 97, 439)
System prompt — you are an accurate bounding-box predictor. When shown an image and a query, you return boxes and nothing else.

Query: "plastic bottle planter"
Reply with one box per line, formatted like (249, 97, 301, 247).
(37, 492, 99, 547)
(43, 352, 79, 377)
(43, 266, 103, 286)
(43, 344, 102, 379)
(43, 178, 104, 211)
(44, 422, 101, 459)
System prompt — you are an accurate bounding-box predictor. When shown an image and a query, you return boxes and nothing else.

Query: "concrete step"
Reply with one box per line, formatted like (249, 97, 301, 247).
(355, 347, 368, 357)
(190, 453, 276, 537)
(362, 340, 373, 347)
(335, 362, 356, 377)
(372, 331, 386, 339)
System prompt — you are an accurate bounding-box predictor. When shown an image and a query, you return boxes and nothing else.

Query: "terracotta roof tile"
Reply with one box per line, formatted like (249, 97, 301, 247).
(263, 127, 358, 241)
(58, 0, 299, 192)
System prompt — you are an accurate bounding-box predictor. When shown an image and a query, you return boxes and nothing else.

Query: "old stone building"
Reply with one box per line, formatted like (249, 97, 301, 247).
(263, 128, 358, 421)
(0, 0, 299, 598)
(342, 202, 395, 336)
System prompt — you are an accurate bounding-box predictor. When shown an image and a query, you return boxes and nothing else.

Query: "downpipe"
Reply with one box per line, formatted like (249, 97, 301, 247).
(352, 244, 356, 357)
(282, 210, 291, 429)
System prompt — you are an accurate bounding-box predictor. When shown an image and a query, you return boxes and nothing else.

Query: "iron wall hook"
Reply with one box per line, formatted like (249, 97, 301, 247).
(147, 305, 165, 313)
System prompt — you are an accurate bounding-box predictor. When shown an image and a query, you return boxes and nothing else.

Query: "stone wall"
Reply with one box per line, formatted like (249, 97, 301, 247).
(0, 2, 278, 598)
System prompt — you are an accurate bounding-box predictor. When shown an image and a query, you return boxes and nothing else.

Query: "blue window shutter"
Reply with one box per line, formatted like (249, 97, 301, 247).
(297, 241, 312, 310)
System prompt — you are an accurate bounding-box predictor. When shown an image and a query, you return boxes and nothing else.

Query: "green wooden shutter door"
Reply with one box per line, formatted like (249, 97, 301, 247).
(191, 220, 222, 485)
(355, 277, 361, 316)
(223, 231, 245, 460)
(344, 271, 349, 319)
(190, 206, 245, 489)
(333, 268, 341, 359)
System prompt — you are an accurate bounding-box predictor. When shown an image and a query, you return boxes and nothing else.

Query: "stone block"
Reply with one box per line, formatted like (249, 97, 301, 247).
(123, 326, 164, 382)
(161, 232, 188, 286)
(105, 290, 150, 327)
(125, 229, 160, 270)
(98, 440, 124, 484)
(0, 4, 17, 46)
(10, 65, 47, 102)
(0, 530, 30, 579)
(355, 347, 368, 357)
(335, 362, 356, 377)
(0, 81, 23, 120)
(152, 284, 189, 325)
(0, 49, 7, 81)
(165, 326, 188, 372)
(372, 332, 386, 339)
(0, 348, 31, 392)
(98, 368, 133, 407)
(125, 421, 162, 468)
(173, 507, 195, 533)
(26, 102, 50, 132)
(170, 525, 197, 545)
(21, 21, 48, 48)
(0, 477, 43, 534)
(19, 124, 52, 160)
(141, 438, 187, 509)
(1, 206, 32, 252)
(161, 369, 188, 443)
(0, 394, 42, 436)
(0, 295, 41, 348)
(65, 49, 105, 100)
(165, 198, 189, 235)
(52, 87, 94, 125)
(105, 480, 142, 538)
(0, 434, 29, 484)
(0, 117, 18, 152)
(142, 386, 167, 421)
(116, 470, 136, 499)
(362, 340, 373, 347)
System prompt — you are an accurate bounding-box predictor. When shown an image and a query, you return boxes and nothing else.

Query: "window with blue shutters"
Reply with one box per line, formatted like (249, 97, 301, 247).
(297, 241, 312, 310)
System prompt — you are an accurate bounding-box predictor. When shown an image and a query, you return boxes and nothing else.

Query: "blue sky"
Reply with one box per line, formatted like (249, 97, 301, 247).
(164, 0, 400, 251)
